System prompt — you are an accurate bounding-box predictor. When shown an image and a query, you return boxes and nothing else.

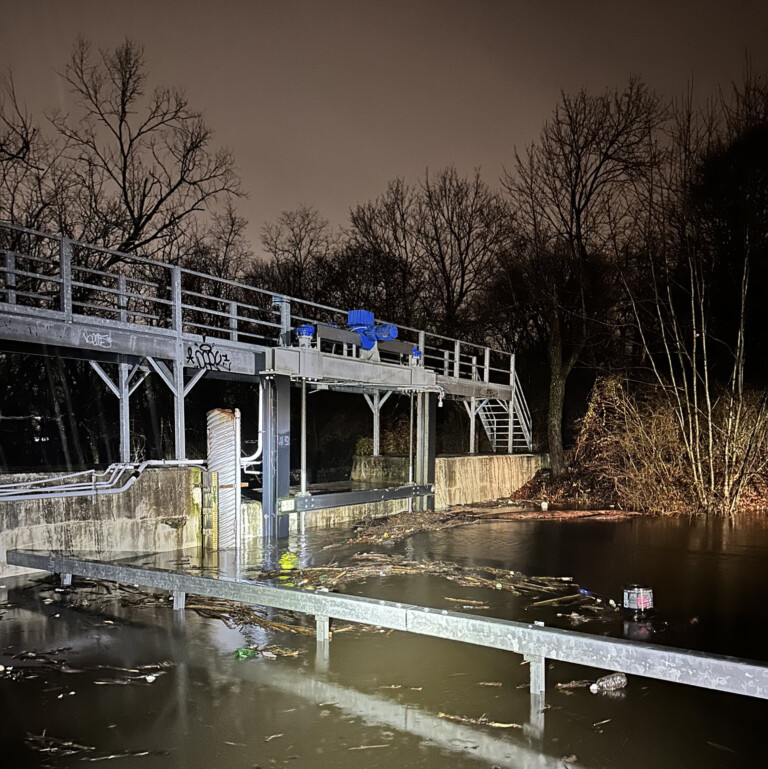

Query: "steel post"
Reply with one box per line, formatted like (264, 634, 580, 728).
(299, 378, 308, 495)
(262, 375, 291, 540)
(526, 691, 546, 741)
(118, 274, 127, 323)
(469, 397, 476, 454)
(453, 340, 460, 378)
(484, 348, 490, 382)
(60, 238, 72, 319)
(171, 266, 182, 333)
(229, 301, 238, 342)
(508, 354, 516, 454)
(118, 362, 130, 463)
(372, 391, 380, 456)
(415, 392, 436, 511)
(316, 614, 330, 641)
(526, 653, 546, 695)
(5, 252, 16, 304)
(173, 356, 186, 460)
(279, 298, 292, 345)
(173, 590, 186, 611)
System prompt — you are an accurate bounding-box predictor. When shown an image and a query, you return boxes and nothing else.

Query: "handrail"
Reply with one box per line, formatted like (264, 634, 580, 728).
(0, 221, 532, 437)
(7, 549, 768, 702)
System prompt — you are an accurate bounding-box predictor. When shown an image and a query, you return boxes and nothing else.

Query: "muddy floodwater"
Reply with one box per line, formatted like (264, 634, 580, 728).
(3, 514, 768, 768)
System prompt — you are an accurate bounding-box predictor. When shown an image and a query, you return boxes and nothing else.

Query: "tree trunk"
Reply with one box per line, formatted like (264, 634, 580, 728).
(548, 368, 567, 477)
(547, 306, 572, 478)
(45, 357, 72, 470)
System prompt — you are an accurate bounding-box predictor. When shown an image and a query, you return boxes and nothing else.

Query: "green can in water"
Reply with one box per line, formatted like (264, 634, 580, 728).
(623, 584, 654, 617)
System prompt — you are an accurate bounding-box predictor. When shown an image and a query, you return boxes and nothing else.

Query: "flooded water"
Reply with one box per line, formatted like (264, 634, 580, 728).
(2, 514, 768, 768)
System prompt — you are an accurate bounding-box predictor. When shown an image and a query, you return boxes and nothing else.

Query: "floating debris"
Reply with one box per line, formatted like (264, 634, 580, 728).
(438, 712, 521, 729)
(348, 744, 390, 750)
(25, 732, 94, 758)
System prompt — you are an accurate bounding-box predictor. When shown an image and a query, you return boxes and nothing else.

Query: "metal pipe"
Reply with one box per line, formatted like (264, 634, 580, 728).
(0, 459, 205, 501)
(241, 380, 264, 467)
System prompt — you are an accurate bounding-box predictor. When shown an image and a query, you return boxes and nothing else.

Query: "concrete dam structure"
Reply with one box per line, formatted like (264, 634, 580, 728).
(0, 221, 542, 569)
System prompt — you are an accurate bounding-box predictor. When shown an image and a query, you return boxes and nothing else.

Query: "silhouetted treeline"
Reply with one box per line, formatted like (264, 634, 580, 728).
(3, 40, 768, 513)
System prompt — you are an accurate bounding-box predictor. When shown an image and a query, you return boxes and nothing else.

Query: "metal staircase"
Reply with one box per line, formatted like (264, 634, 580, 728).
(466, 387, 532, 453)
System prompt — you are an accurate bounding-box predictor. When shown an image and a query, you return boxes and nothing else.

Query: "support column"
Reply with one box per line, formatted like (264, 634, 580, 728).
(299, 378, 308, 496)
(91, 360, 149, 463)
(262, 375, 291, 541)
(172, 356, 185, 461)
(415, 392, 436, 512)
(315, 614, 330, 641)
(118, 362, 130, 462)
(469, 397, 477, 454)
(147, 357, 204, 462)
(364, 391, 391, 458)
(173, 590, 186, 611)
(372, 391, 380, 455)
(525, 653, 546, 695)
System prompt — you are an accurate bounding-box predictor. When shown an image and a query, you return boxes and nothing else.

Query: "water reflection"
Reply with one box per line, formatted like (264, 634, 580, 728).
(4, 514, 768, 767)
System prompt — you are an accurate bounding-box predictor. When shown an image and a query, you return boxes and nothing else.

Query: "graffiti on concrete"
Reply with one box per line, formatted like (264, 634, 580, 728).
(186, 339, 232, 371)
(82, 330, 113, 349)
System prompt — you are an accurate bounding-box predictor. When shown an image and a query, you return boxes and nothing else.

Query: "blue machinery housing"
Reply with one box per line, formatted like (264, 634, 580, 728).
(0, 221, 533, 542)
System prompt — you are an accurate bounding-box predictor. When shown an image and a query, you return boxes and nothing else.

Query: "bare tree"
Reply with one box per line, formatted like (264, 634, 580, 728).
(0, 75, 34, 164)
(416, 168, 511, 335)
(346, 178, 423, 323)
(345, 167, 511, 335)
(259, 205, 336, 300)
(628, 75, 768, 515)
(503, 78, 664, 476)
(52, 38, 241, 260)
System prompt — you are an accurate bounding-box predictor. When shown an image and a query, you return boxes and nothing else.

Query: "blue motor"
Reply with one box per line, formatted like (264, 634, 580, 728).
(347, 309, 398, 350)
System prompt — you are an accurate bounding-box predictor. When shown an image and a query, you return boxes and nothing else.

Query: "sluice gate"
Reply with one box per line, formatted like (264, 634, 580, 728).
(0, 222, 534, 546)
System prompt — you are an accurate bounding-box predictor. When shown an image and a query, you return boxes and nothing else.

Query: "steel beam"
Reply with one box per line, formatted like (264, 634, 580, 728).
(284, 483, 433, 512)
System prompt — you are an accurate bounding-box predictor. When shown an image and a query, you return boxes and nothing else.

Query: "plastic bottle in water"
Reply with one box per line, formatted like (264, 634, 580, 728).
(589, 672, 628, 693)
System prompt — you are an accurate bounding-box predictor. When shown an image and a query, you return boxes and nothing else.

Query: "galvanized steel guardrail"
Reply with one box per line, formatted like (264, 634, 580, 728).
(8, 549, 768, 701)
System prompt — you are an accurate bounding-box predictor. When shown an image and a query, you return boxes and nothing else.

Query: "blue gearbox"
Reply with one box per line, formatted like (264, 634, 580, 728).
(346, 309, 398, 350)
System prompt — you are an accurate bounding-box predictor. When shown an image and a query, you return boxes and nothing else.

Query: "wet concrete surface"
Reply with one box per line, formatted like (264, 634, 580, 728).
(2, 514, 768, 767)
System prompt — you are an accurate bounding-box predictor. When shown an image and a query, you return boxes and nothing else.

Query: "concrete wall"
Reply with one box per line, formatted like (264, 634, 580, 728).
(0, 454, 544, 570)
(352, 453, 546, 511)
(435, 454, 545, 509)
(0, 467, 202, 578)
(242, 496, 407, 538)
(241, 453, 545, 536)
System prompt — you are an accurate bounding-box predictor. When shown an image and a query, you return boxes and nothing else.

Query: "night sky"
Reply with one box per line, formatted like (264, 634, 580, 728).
(2, 0, 768, 249)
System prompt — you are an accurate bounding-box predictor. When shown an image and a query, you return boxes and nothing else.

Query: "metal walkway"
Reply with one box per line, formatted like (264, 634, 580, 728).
(9, 548, 768, 702)
(0, 221, 534, 539)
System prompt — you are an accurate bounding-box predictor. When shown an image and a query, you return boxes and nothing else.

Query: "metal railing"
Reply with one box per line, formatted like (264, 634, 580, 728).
(7, 548, 768, 702)
(0, 222, 533, 448)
